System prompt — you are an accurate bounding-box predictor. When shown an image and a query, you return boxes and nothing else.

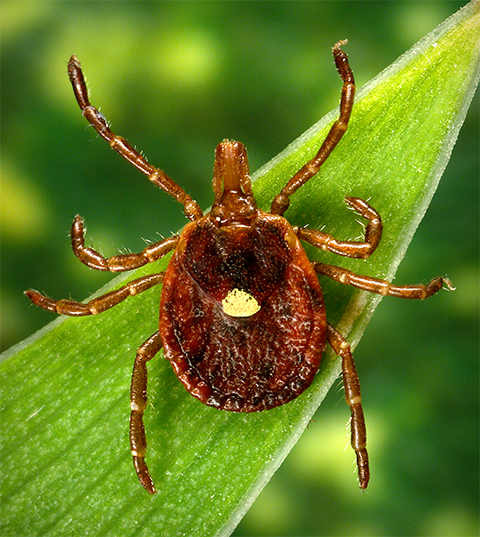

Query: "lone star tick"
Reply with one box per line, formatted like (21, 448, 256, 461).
(26, 42, 453, 494)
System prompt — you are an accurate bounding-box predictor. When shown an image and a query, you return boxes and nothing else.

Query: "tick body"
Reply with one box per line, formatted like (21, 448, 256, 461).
(26, 42, 452, 494)
(161, 172, 327, 413)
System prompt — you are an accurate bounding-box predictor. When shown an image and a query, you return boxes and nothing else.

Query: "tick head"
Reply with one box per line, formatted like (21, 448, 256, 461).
(210, 140, 257, 226)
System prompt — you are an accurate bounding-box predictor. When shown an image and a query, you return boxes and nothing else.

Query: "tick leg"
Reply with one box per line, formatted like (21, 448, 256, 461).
(130, 331, 163, 494)
(297, 197, 382, 259)
(71, 215, 178, 271)
(327, 323, 369, 488)
(67, 55, 202, 221)
(314, 263, 454, 298)
(271, 41, 355, 215)
(25, 273, 164, 316)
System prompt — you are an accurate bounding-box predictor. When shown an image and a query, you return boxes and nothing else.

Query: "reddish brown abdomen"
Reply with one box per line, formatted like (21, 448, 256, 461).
(160, 213, 326, 412)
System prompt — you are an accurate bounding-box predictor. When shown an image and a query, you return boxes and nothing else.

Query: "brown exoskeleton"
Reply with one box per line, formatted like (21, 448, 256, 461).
(26, 42, 452, 493)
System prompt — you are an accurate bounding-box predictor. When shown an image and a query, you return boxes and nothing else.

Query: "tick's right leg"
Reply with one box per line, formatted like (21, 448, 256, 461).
(297, 197, 382, 259)
(130, 331, 163, 494)
(271, 42, 355, 216)
(314, 263, 453, 299)
(326, 323, 369, 489)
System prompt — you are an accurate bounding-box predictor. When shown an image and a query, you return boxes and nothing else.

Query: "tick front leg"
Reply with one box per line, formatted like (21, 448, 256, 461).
(314, 263, 454, 298)
(271, 42, 355, 215)
(327, 323, 369, 488)
(130, 331, 163, 494)
(68, 55, 202, 221)
(297, 197, 382, 259)
(25, 273, 164, 316)
(71, 215, 178, 271)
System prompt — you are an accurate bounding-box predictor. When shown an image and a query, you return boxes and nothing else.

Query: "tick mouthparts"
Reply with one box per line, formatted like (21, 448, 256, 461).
(215, 140, 252, 196)
(211, 140, 257, 224)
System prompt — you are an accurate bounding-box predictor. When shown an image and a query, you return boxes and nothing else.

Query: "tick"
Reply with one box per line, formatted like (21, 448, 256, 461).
(26, 42, 452, 494)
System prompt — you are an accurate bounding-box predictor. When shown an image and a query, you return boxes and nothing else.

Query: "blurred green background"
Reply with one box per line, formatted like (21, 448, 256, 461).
(1, 1, 478, 536)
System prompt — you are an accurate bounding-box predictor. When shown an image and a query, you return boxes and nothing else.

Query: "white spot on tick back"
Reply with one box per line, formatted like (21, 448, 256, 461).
(222, 288, 260, 317)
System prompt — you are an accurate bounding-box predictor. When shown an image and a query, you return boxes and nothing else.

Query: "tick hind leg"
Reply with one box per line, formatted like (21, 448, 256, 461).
(130, 331, 163, 494)
(327, 323, 369, 489)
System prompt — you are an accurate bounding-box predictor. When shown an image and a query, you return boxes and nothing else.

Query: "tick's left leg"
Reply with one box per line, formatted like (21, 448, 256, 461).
(71, 215, 178, 271)
(327, 323, 369, 488)
(130, 330, 163, 494)
(68, 55, 203, 221)
(314, 263, 454, 298)
(26, 273, 164, 316)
